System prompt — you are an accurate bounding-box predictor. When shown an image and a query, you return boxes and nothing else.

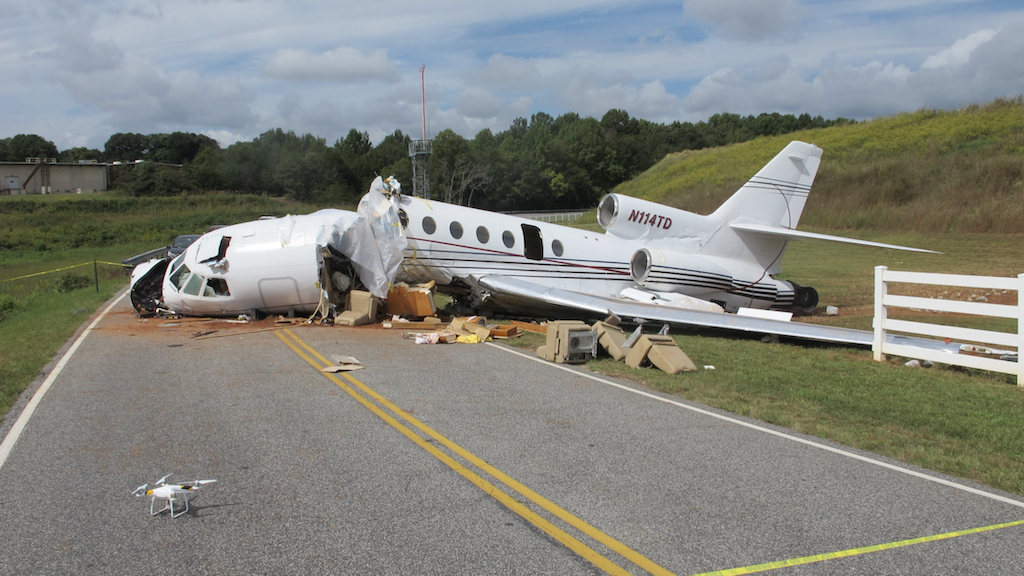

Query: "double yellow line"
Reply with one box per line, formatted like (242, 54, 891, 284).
(276, 328, 673, 576)
(276, 327, 1024, 575)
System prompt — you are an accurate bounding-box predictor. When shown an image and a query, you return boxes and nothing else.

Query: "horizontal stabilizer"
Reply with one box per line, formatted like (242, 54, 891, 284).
(730, 223, 941, 254)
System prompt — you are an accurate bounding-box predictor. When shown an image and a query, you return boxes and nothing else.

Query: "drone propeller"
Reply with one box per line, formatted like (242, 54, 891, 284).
(132, 483, 149, 497)
(155, 473, 171, 485)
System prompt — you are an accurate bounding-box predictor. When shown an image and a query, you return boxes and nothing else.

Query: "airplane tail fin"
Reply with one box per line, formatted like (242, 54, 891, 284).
(709, 141, 821, 229)
(699, 141, 822, 272)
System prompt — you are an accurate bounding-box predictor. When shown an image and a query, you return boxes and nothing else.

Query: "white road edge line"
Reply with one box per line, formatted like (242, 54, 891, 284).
(489, 342, 1024, 510)
(0, 291, 128, 472)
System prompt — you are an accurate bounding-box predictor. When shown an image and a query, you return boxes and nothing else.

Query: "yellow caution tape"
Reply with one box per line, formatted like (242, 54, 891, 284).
(697, 518, 1024, 575)
(1, 261, 127, 283)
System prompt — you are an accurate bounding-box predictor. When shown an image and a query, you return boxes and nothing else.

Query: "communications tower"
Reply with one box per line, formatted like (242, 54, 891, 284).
(409, 65, 432, 199)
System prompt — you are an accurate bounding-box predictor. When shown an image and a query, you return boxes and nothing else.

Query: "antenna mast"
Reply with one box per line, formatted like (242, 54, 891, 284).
(409, 64, 432, 199)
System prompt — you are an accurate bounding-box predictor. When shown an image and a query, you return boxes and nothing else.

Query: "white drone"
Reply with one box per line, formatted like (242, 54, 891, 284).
(132, 474, 217, 518)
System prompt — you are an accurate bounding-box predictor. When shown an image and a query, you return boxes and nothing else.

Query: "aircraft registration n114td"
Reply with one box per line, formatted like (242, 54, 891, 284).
(130, 141, 941, 348)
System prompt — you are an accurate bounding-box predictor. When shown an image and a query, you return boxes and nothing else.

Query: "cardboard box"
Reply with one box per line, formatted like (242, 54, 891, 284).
(383, 282, 436, 318)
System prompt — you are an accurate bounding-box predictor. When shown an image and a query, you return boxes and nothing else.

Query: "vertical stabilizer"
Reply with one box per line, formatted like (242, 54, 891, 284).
(700, 141, 822, 273)
(711, 141, 821, 229)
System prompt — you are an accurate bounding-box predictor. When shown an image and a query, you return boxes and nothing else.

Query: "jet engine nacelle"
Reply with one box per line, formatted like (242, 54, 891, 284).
(598, 194, 714, 241)
(629, 247, 733, 295)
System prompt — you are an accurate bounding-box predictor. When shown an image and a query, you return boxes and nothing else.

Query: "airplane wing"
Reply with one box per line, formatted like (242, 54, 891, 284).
(473, 275, 963, 354)
(730, 223, 941, 254)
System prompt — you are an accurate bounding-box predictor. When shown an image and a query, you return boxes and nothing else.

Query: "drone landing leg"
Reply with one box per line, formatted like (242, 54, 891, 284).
(170, 496, 190, 518)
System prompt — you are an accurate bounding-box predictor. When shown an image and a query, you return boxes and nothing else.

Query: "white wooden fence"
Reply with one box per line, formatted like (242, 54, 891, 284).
(872, 266, 1023, 385)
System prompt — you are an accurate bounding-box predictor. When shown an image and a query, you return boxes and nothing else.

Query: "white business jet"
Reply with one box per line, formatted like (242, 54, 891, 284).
(130, 141, 943, 349)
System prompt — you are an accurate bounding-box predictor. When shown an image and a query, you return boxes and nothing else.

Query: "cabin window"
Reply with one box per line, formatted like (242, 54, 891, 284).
(205, 278, 230, 297)
(522, 224, 544, 261)
(476, 226, 489, 244)
(552, 240, 564, 257)
(450, 221, 464, 239)
(422, 216, 437, 235)
(502, 231, 515, 248)
(183, 273, 205, 296)
(169, 264, 191, 290)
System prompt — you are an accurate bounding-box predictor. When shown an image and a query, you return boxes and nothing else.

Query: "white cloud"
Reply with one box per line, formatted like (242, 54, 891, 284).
(264, 47, 400, 83)
(3, 1, 1024, 150)
(684, 0, 804, 41)
(561, 78, 682, 122)
(921, 28, 998, 69)
(205, 129, 248, 147)
(457, 87, 509, 120)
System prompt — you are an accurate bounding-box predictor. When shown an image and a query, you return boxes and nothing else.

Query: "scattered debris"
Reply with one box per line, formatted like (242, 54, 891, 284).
(826, 306, 839, 316)
(537, 321, 597, 364)
(383, 282, 437, 318)
(321, 355, 365, 372)
(625, 334, 697, 374)
(389, 314, 523, 344)
(532, 318, 703, 375)
(335, 290, 378, 326)
(593, 321, 629, 361)
(383, 316, 444, 330)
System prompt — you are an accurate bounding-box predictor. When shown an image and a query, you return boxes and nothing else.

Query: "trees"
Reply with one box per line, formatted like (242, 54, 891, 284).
(4, 107, 852, 205)
(0, 134, 59, 161)
(59, 147, 103, 163)
(430, 129, 492, 205)
(103, 132, 217, 164)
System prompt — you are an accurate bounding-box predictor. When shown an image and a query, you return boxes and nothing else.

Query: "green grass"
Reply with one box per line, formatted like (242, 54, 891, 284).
(588, 335, 1024, 496)
(505, 324, 1024, 496)
(0, 272, 127, 417)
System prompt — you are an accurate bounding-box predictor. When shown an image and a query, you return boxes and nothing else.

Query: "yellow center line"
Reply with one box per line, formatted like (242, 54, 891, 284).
(695, 518, 1024, 575)
(276, 329, 661, 576)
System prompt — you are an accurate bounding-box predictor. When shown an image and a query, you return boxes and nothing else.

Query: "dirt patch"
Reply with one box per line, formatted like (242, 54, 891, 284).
(95, 310, 393, 344)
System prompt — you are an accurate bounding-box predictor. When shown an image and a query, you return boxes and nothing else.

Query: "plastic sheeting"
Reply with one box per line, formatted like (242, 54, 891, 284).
(332, 176, 409, 298)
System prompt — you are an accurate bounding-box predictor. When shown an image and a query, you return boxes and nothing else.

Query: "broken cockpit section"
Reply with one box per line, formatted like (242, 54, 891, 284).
(129, 176, 408, 321)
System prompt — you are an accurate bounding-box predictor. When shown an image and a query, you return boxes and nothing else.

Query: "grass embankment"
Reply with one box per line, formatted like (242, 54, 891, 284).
(616, 98, 1024, 234)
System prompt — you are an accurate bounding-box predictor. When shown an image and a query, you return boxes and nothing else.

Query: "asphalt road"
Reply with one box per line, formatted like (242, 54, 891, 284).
(1, 292, 1023, 575)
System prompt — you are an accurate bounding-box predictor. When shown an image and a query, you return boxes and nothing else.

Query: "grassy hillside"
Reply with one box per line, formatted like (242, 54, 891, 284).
(615, 98, 1024, 234)
(0, 192, 329, 266)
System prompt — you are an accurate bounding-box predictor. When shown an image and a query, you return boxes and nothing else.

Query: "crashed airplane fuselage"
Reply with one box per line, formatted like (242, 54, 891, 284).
(130, 182, 406, 317)
(131, 142, 937, 351)
(393, 140, 935, 317)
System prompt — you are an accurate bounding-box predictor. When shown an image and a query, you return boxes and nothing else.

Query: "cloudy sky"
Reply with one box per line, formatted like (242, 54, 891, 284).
(3, 0, 1023, 151)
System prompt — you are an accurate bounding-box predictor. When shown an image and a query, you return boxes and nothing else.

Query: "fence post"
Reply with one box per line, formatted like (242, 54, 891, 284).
(1018, 273, 1023, 386)
(94, 260, 99, 293)
(873, 266, 887, 362)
